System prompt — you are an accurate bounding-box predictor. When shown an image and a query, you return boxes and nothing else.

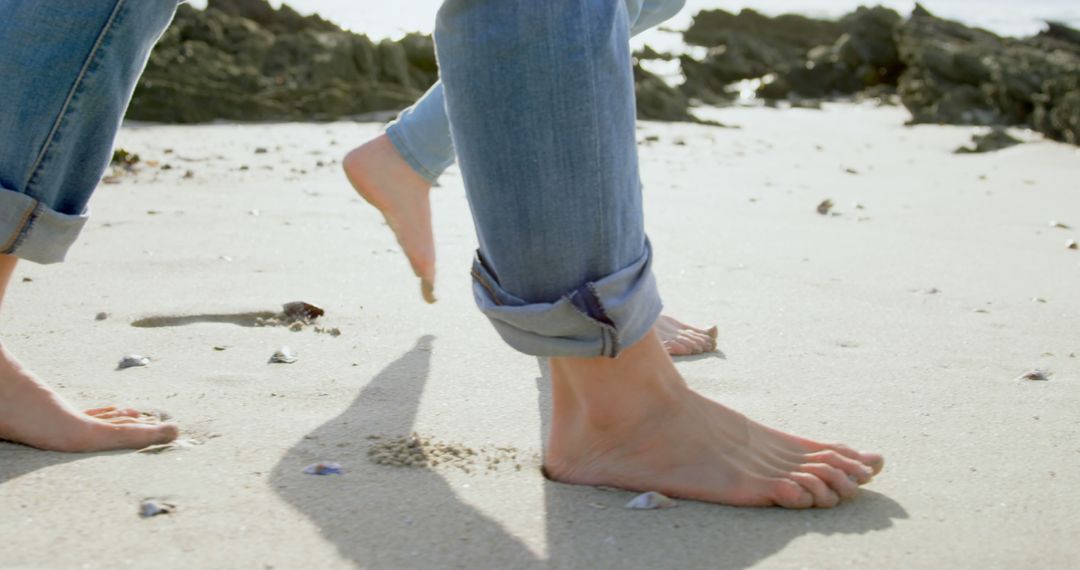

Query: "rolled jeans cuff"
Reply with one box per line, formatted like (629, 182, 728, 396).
(0, 187, 88, 264)
(471, 240, 663, 358)
(385, 114, 454, 184)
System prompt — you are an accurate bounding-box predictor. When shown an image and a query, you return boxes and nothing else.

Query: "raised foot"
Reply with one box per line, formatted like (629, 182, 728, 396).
(343, 134, 437, 303)
(0, 346, 178, 453)
(545, 330, 882, 509)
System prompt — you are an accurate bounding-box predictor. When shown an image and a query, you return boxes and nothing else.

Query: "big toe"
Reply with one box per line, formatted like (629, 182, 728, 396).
(82, 421, 179, 453)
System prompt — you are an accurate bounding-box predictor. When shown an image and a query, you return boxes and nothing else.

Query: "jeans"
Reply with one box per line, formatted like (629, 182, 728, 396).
(0, 0, 179, 264)
(436, 0, 663, 357)
(387, 0, 686, 183)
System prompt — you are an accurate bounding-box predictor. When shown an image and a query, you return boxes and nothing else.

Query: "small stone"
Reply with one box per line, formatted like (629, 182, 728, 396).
(117, 355, 150, 370)
(625, 491, 678, 510)
(1016, 369, 1052, 382)
(21, 277, 32, 283)
(1033, 297, 1048, 304)
(1067, 239, 1078, 250)
(816, 199, 834, 215)
(183, 170, 194, 179)
(95, 312, 109, 321)
(268, 347, 298, 364)
(288, 321, 304, 332)
(139, 499, 175, 518)
(213, 345, 228, 351)
(254, 147, 268, 154)
(1049, 221, 1071, 230)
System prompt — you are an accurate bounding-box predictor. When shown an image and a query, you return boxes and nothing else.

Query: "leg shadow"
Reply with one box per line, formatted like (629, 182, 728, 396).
(271, 335, 537, 568)
(534, 358, 909, 569)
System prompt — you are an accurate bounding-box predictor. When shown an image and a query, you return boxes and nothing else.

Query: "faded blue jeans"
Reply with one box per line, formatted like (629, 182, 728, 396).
(388, 0, 685, 183)
(0, 0, 179, 263)
(437, 0, 663, 357)
(0, 0, 662, 358)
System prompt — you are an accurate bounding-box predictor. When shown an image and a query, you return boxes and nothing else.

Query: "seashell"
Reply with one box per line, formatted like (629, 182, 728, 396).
(282, 301, 324, 320)
(303, 461, 343, 475)
(117, 355, 150, 370)
(269, 347, 298, 364)
(1067, 239, 1078, 250)
(625, 491, 678, 510)
(1017, 369, 1052, 382)
(1049, 221, 1071, 229)
(816, 199, 834, 215)
(139, 499, 176, 518)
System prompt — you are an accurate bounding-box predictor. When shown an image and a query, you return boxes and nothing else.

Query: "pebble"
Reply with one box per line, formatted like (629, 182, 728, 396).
(139, 499, 176, 518)
(117, 354, 150, 370)
(1017, 369, 1052, 381)
(268, 347, 298, 364)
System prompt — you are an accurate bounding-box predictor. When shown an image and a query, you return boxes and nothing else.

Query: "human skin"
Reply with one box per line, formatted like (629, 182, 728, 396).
(0, 254, 178, 452)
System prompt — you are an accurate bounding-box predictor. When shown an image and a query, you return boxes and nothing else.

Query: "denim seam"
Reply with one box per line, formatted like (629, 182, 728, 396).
(564, 287, 621, 357)
(0, 201, 40, 254)
(22, 0, 128, 195)
(385, 124, 442, 183)
(470, 268, 504, 307)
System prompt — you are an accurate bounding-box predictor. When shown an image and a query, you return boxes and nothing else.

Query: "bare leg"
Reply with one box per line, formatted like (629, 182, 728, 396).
(545, 329, 883, 508)
(343, 137, 719, 355)
(0, 255, 177, 452)
(344, 135, 436, 303)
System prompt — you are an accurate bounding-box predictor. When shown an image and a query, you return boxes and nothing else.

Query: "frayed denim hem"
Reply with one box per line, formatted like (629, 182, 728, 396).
(0, 187, 88, 264)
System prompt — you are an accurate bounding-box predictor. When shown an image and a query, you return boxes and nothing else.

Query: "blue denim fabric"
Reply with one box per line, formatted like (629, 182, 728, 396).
(437, 0, 663, 357)
(0, 0, 178, 263)
(387, 0, 686, 183)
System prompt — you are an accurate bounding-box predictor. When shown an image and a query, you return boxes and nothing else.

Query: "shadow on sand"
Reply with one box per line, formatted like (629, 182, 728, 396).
(272, 336, 907, 569)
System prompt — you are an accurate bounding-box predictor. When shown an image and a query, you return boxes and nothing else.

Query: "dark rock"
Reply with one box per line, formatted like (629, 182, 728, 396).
(955, 127, 1023, 153)
(634, 63, 697, 122)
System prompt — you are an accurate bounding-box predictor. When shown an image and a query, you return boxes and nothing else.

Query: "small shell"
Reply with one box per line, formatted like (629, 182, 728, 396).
(1017, 369, 1052, 382)
(282, 301, 325, 320)
(303, 461, 343, 475)
(625, 491, 678, 510)
(269, 347, 298, 364)
(117, 355, 150, 370)
(139, 499, 176, 518)
(1067, 239, 1078, 250)
(1049, 221, 1071, 229)
(816, 199, 834, 215)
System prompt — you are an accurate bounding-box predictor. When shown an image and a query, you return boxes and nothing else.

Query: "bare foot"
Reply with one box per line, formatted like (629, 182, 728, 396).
(545, 329, 883, 508)
(0, 345, 178, 452)
(657, 315, 718, 356)
(343, 134, 437, 303)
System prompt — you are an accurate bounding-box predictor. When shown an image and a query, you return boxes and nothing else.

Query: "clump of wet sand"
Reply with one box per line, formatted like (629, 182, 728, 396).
(367, 433, 534, 474)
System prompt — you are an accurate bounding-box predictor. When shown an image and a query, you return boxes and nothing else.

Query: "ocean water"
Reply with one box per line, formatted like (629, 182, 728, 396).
(188, 0, 1080, 41)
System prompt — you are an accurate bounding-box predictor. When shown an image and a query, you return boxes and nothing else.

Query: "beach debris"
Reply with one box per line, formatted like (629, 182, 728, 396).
(254, 147, 268, 154)
(117, 354, 150, 370)
(269, 347, 298, 364)
(283, 301, 324, 320)
(625, 491, 678, 510)
(1049, 221, 1071, 230)
(183, 170, 195, 179)
(1067, 239, 1078, 250)
(303, 461, 344, 475)
(139, 499, 176, 518)
(313, 326, 342, 337)
(95, 312, 109, 321)
(111, 148, 141, 169)
(141, 408, 172, 422)
(213, 345, 228, 351)
(21, 277, 32, 283)
(288, 321, 305, 332)
(816, 199, 834, 215)
(137, 438, 201, 454)
(955, 127, 1022, 154)
(1032, 297, 1048, 304)
(1016, 369, 1052, 382)
(844, 167, 860, 175)
(587, 502, 608, 510)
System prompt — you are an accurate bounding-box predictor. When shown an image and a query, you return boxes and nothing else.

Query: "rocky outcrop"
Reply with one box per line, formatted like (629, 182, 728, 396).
(678, 4, 1080, 145)
(130, 0, 699, 124)
(897, 6, 1080, 144)
(129, 1, 436, 123)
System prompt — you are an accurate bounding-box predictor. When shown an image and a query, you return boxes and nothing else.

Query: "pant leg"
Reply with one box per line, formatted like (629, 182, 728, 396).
(436, 0, 662, 358)
(0, 0, 178, 264)
(386, 0, 686, 184)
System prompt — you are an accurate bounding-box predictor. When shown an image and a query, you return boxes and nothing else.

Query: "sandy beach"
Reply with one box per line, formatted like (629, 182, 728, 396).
(1, 103, 1079, 569)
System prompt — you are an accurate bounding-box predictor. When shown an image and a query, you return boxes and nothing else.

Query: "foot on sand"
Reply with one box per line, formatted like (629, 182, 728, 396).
(0, 345, 178, 452)
(545, 329, 883, 508)
(343, 134, 437, 303)
(657, 315, 719, 356)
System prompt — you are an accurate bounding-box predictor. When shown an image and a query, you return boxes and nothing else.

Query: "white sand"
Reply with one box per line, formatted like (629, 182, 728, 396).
(1, 102, 1078, 569)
